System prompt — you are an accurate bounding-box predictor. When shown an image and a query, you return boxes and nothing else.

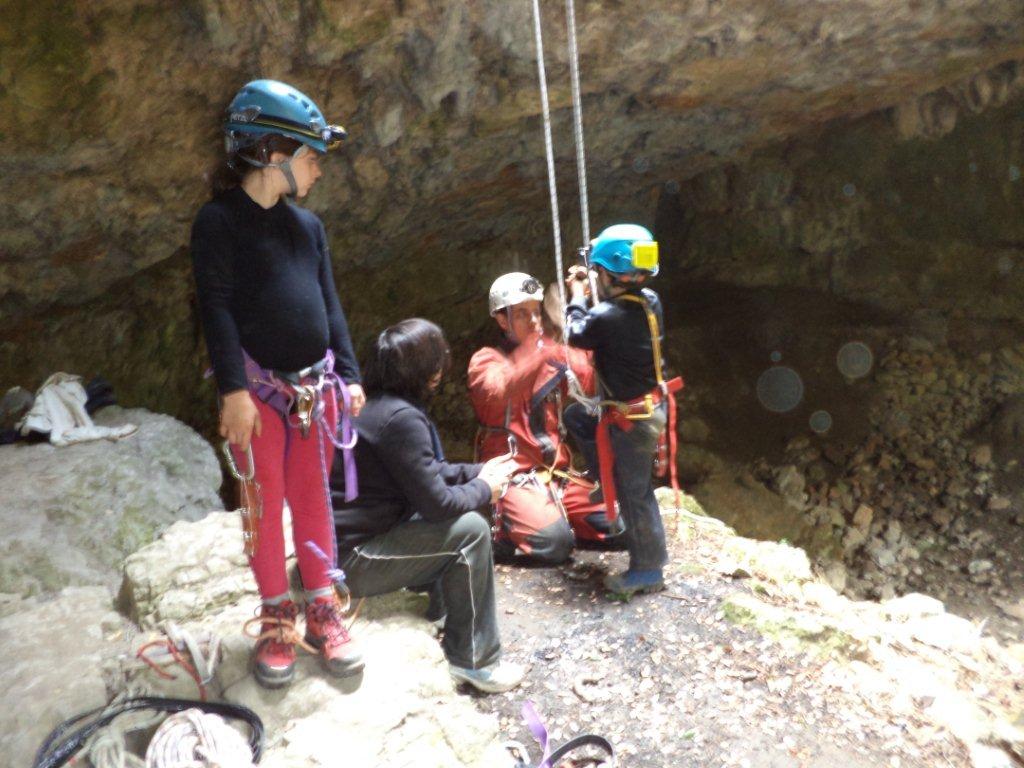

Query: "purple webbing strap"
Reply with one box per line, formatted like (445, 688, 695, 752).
(321, 351, 359, 502)
(242, 352, 295, 416)
(305, 541, 347, 587)
(521, 701, 552, 768)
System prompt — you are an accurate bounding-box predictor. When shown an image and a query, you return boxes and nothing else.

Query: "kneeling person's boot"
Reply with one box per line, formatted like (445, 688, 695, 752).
(449, 659, 525, 694)
(603, 569, 665, 600)
(305, 594, 365, 677)
(251, 599, 300, 689)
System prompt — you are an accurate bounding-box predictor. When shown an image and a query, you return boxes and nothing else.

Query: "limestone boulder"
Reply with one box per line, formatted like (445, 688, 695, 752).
(0, 406, 221, 597)
(719, 537, 813, 587)
(121, 511, 256, 628)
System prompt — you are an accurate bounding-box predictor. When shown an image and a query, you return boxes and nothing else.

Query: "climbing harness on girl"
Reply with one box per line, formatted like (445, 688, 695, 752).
(238, 348, 359, 500)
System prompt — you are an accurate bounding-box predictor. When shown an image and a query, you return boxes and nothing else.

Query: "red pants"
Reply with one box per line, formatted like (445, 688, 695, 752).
(494, 475, 610, 564)
(233, 395, 337, 598)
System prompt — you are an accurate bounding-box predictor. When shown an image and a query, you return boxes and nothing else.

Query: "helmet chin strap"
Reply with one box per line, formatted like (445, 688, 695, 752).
(241, 146, 304, 196)
(277, 160, 298, 197)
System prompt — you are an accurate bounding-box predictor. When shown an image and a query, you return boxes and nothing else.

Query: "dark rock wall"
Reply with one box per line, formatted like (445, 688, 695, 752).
(1, 1, 1022, 450)
(659, 70, 1024, 321)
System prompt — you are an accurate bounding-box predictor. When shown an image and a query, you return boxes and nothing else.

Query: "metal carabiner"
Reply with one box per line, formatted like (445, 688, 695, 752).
(222, 441, 255, 481)
(294, 385, 317, 437)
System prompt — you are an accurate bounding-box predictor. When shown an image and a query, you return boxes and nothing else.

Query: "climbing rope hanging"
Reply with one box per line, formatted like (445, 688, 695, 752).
(528, 0, 601, 413)
(564, 0, 591, 247)
(528, 0, 594, 310)
(528, 0, 567, 314)
(527, 1, 684, 519)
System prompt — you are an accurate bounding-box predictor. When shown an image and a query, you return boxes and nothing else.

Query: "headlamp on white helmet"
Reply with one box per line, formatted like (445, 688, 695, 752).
(488, 272, 544, 316)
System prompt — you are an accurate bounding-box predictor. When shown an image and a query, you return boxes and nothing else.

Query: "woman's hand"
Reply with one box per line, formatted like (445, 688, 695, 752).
(346, 383, 366, 417)
(220, 390, 261, 451)
(478, 453, 518, 503)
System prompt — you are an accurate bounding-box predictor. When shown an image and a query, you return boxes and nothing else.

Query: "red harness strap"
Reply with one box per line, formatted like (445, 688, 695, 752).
(662, 376, 684, 509)
(595, 376, 684, 523)
(596, 408, 633, 523)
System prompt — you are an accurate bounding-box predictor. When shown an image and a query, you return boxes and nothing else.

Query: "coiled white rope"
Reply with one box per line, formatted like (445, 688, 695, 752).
(145, 709, 255, 768)
(85, 688, 164, 768)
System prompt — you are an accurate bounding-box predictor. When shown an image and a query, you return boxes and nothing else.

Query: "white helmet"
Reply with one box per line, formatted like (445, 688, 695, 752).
(488, 272, 544, 316)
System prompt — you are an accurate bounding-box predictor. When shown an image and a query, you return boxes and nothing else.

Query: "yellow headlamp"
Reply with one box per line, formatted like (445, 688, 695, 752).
(631, 241, 659, 271)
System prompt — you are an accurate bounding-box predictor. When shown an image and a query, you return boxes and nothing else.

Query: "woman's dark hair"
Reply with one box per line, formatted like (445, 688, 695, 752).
(207, 134, 304, 197)
(363, 318, 451, 402)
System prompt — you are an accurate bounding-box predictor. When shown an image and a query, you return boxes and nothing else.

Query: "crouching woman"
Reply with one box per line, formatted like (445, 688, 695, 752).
(330, 318, 523, 693)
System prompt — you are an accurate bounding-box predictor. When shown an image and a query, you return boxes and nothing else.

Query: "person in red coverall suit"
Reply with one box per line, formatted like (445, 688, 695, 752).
(468, 272, 625, 564)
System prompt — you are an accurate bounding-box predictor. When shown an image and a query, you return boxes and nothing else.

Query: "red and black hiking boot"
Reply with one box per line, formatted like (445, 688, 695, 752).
(304, 594, 365, 677)
(248, 600, 300, 689)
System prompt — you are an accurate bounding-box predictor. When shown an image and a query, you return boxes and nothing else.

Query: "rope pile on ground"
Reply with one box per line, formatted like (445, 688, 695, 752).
(84, 688, 165, 768)
(32, 696, 263, 768)
(145, 709, 255, 768)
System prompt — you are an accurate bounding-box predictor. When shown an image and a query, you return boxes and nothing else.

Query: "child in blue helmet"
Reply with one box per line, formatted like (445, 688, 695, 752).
(563, 224, 683, 599)
(191, 79, 364, 688)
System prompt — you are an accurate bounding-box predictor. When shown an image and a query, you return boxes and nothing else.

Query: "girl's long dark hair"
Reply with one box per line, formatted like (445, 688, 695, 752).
(363, 319, 451, 403)
(207, 134, 303, 197)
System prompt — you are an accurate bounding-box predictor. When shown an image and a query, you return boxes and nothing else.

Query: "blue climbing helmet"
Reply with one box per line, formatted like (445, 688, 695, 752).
(223, 79, 346, 156)
(589, 224, 660, 281)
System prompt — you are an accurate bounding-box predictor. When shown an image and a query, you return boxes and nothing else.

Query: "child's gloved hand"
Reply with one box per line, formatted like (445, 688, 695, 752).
(565, 265, 591, 302)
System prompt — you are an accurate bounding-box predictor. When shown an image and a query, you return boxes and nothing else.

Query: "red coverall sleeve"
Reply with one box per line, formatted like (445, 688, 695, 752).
(467, 343, 550, 422)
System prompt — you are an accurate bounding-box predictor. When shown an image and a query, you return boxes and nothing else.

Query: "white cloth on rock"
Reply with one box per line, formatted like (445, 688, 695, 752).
(18, 373, 137, 446)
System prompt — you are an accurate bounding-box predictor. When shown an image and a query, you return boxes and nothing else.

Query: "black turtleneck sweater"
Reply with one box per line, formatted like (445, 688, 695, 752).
(190, 185, 360, 394)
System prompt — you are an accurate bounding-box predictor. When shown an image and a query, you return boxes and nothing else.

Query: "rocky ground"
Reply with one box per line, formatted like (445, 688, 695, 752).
(5, 497, 1023, 767)
(481, 496, 1024, 768)
(737, 337, 1024, 644)
(5, 401, 1024, 767)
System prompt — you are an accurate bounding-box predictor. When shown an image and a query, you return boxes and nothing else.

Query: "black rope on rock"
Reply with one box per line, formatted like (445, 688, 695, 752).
(33, 696, 264, 768)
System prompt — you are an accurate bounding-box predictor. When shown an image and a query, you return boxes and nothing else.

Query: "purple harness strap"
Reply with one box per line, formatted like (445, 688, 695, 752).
(242, 349, 359, 502)
(305, 541, 347, 588)
(517, 701, 616, 767)
(521, 701, 553, 768)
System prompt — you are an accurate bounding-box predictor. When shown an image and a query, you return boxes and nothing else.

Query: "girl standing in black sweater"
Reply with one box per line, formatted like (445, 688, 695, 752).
(191, 79, 363, 688)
